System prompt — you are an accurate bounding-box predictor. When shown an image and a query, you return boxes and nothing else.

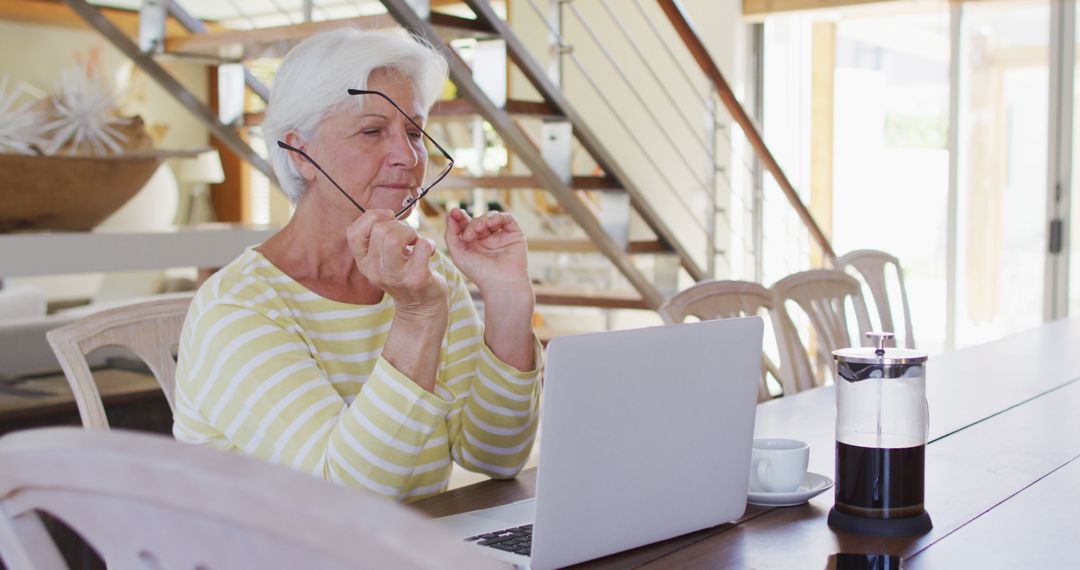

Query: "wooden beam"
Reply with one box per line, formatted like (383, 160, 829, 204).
(534, 286, 651, 310)
(472, 285, 650, 310)
(0, 0, 194, 37)
(431, 98, 559, 118)
(626, 240, 670, 254)
(164, 14, 395, 54)
(163, 12, 491, 55)
(246, 99, 561, 125)
(440, 175, 620, 190)
(809, 21, 835, 268)
(527, 238, 604, 253)
(743, 0, 892, 20)
(528, 238, 669, 255)
(244, 99, 560, 125)
(428, 12, 494, 35)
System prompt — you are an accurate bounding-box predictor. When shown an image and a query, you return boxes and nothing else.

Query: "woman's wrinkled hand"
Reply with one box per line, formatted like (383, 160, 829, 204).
(347, 209, 447, 319)
(444, 208, 531, 297)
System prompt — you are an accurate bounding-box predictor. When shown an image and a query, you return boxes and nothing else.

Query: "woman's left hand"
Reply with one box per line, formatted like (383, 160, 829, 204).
(445, 208, 530, 295)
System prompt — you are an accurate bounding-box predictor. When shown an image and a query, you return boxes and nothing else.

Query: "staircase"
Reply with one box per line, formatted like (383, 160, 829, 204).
(54, 0, 834, 315)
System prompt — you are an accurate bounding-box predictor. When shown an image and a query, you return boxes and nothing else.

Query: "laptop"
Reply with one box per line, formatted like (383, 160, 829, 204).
(435, 317, 764, 569)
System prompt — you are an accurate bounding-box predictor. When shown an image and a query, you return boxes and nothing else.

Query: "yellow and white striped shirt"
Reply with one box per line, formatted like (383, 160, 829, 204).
(173, 248, 542, 502)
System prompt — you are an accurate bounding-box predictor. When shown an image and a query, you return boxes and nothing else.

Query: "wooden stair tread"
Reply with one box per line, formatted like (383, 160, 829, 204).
(431, 98, 560, 118)
(527, 238, 669, 255)
(440, 175, 620, 190)
(471, 285, 650, 310)
(244, 99, 561, 127)
(428, 12, 495, 35)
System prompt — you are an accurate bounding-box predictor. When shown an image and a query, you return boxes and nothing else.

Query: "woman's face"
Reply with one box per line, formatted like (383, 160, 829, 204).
(305, 68, 428, 215)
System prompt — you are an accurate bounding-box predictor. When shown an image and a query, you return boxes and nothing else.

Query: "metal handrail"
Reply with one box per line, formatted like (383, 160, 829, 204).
(657, 0, 836, 260)
(521, 0, 710, 234)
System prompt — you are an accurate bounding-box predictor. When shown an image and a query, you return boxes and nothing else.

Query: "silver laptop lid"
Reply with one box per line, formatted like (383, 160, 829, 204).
(530, 317, 763, 570)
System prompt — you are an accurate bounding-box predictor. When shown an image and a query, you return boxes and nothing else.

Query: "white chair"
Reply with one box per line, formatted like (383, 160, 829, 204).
(771, 269, 873, 392)
(45, 294, 193, 430)
(835, 249, 915, 349)
(659, 280, 784, 401)
(0, 427, 506, 570)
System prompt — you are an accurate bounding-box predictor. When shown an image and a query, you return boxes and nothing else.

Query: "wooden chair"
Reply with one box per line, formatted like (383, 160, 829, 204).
(45, 294, 193, 430)
(771, 269, 873, 392)
(0, 427, 504, 570)
(659, 280, 784, 401)
(835, 249, 916, 349)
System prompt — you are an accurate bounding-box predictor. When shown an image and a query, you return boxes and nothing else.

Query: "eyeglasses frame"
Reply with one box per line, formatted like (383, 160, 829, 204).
(275, 89, 455, 219)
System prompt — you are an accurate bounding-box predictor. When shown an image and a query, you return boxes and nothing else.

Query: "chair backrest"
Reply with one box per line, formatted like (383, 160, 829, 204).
(45, 294, 193, 430)
(0, 427, 504, 570)
(835, 249, 915, 349)
(771, 269, 873, 392)
(659, 280, 781, 401)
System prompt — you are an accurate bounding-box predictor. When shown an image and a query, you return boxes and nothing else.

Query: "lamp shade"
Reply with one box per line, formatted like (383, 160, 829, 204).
(179, 150, 225, 184)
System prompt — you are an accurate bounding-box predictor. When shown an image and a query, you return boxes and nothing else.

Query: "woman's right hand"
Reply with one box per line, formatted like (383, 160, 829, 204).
(346, 209, 448, 320)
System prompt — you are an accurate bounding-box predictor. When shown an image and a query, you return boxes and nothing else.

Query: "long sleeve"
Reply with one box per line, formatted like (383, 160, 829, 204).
(436, 257, 543, 479)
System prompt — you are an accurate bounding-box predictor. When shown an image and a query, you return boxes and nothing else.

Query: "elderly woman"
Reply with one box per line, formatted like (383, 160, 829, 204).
(173, 28, 541, 502)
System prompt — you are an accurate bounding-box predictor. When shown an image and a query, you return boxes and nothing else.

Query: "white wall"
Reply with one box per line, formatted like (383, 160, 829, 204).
(1, 19, 210, 302)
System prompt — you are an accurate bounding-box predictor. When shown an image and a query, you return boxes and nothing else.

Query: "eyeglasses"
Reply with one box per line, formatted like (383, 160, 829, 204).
(276, 89, 454, 219)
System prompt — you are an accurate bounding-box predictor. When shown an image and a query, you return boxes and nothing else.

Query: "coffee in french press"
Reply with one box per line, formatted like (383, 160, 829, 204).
(828, 331, 933, 536)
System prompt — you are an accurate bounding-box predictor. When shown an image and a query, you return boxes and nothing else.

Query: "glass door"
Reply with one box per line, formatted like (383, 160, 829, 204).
(830, 3, 952, 354)
(955, 0, 1051, 347)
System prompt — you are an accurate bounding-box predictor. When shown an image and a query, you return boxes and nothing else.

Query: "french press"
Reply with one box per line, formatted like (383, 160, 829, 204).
(828, 331, 933, 536)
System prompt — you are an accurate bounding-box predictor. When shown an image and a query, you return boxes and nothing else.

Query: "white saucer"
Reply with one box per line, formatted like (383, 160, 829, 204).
(748, 472, 833, 507)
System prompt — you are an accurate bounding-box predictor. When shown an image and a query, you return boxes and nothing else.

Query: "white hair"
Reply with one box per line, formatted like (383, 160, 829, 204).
(263, 28, 449, 203)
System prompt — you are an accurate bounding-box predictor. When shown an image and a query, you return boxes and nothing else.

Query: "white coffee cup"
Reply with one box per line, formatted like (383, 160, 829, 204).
(750, 438, 809, 493)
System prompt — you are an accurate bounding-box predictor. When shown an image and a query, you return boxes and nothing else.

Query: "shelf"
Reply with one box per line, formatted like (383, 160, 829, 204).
(0, 224, 278, 278)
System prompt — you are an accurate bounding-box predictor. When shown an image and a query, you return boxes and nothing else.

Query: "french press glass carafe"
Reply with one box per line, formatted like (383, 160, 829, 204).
(828, 331, 933, 536)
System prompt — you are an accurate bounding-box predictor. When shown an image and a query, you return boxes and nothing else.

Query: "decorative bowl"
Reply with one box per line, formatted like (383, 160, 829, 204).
(0, 150, 199, 232)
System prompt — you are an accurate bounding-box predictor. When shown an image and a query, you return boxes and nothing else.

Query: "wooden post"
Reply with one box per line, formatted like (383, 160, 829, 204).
(810, 21, 836, 268)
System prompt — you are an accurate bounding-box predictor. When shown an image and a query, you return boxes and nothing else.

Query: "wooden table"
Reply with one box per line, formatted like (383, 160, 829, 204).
(0, 368, 171, 436)
(412, 318, 1080, 568)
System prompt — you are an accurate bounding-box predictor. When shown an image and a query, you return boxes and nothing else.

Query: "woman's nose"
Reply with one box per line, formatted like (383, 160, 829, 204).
(386, 129, 420, 168)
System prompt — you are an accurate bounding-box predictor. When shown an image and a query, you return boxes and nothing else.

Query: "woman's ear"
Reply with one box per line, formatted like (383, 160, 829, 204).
(283, 131, 316, 182)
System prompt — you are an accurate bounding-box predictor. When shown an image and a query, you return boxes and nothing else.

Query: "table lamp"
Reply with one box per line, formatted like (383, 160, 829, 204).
(179, 150, 225, 225)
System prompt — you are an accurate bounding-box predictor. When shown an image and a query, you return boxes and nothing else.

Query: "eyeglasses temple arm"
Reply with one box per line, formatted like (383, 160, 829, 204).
(276, 140, 366, 213)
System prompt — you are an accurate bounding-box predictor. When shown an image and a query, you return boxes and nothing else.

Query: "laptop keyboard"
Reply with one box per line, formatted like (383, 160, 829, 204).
(464, 524, 533, 556)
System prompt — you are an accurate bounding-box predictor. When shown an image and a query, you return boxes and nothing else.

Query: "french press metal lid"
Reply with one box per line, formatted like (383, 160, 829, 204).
(833, 331, 927, 381)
